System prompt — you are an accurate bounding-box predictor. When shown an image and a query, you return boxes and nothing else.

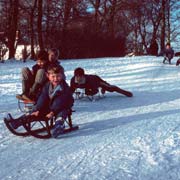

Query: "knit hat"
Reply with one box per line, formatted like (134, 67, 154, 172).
(47, 64, 64, 75)
(74, 67, 85, 76)
(36, 50, 48, 62)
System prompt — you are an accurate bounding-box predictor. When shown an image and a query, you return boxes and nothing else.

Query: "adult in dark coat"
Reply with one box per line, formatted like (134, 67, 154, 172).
(162, 43, 174, 64)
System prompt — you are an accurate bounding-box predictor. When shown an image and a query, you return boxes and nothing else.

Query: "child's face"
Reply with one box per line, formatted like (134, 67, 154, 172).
(48, 72, 63, 87)
(166, 45, 170, 49)
(75, 75, 86, 84)
(37, 59, 46, 68)
(48, 52, 57, 63)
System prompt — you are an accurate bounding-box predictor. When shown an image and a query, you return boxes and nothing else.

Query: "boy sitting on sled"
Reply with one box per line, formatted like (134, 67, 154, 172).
(5, 65, 74, 138)
(70, 67, 133, 97)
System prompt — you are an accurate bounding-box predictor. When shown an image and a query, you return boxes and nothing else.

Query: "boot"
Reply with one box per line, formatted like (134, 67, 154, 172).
(16, 80, 31, 100)
(176, 59, 180, 66)
(52, 119, 65, 138)
(5, 113, 24, 129)
(168, 58, 172, 64)
(101, 88, 106, 95)
(21, 94, 34, 101)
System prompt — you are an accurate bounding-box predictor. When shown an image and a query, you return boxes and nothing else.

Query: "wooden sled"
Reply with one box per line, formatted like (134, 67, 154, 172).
(4, 109, 79, 139)
(4, 116, 29, 137)
(74, 88, 105, 101)
(18, 99, 35, 114)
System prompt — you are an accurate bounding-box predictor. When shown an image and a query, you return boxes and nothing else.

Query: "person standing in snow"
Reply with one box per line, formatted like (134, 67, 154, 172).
(70, 67, 133, 97)
(162, 43, 174, 64)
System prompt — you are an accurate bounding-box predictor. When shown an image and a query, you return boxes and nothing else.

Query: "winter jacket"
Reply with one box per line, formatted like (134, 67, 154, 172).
(163, 47, 174, 59)
(33, 81, 74, 115)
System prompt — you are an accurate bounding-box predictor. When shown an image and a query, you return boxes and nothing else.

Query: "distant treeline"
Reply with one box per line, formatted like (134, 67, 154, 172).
(0, 0, 179, 60)
(59, 30, 126, 58)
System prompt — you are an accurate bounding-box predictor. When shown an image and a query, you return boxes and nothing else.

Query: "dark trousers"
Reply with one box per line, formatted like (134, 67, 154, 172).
(163, 54, 173, 64)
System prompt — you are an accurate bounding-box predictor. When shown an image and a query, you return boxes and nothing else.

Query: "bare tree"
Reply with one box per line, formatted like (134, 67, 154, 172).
(7, 0, 19, 59)
(37, 0, 43, 50)
(160, 0, 166, 51)
(30, 0, 38, 58)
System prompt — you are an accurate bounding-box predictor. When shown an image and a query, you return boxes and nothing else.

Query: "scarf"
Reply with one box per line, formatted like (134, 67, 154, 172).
(49, 84, 63, 100)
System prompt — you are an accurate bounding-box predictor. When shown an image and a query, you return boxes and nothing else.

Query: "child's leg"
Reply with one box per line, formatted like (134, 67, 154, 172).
(163, 56, 167, 64)
(16, 68, 34, 101)
(21, 67, 34, 95)
(169, 59, 171, 64)
(29, 69, 47, 98)
(100, 82, 133, 97)
(168, 54, 173, 64)
(112, 86, 133, 97)
(52, 112, 66, 138)
(176, 59, 180, 66)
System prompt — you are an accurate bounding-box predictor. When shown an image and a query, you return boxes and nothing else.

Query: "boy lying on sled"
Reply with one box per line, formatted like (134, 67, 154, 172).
(5, 65, 74, 138)
(70, 67, 133, 97)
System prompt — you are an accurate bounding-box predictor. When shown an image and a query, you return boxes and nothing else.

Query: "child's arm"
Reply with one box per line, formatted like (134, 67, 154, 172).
(31, 64, 39, 76)
(50, 85, 73, 115)
(33, 83, 49, 111)
(31, 111, 40, 116)
(70, 77, 76, 93)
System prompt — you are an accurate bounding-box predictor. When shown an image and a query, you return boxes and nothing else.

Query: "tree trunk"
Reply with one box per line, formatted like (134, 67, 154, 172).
(61, 0, 72, 57)
(109, 0, 117, 39)
(160, 0, 166, 52)
(167, 0, 171, 43)
(30, 0, 37, 59)
(45, 0, 50, 48)
(94, 0, 100, 35)
(8, 0, 19, 59)
(37, 0, 43, 50)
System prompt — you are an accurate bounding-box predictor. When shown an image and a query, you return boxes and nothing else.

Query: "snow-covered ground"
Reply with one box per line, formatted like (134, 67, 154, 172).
(0, 56, 180, 180)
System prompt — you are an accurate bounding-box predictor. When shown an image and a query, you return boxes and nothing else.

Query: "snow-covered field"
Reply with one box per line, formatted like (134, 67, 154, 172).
(0, 56, 180, 180)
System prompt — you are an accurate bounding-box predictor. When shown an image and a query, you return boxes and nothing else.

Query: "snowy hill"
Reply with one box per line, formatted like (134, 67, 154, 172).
(0, 56, 180, 180)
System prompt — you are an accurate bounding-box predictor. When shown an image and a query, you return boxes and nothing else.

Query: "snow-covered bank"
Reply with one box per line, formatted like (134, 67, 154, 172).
(0, 56, 180, 180)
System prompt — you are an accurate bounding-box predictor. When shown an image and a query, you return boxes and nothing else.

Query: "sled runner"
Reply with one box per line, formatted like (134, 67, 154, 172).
(73, 87, 132, 101)
(74, 88, 105, 101)
(17, 99, 35, 114)
(4, 109, 79, 139)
